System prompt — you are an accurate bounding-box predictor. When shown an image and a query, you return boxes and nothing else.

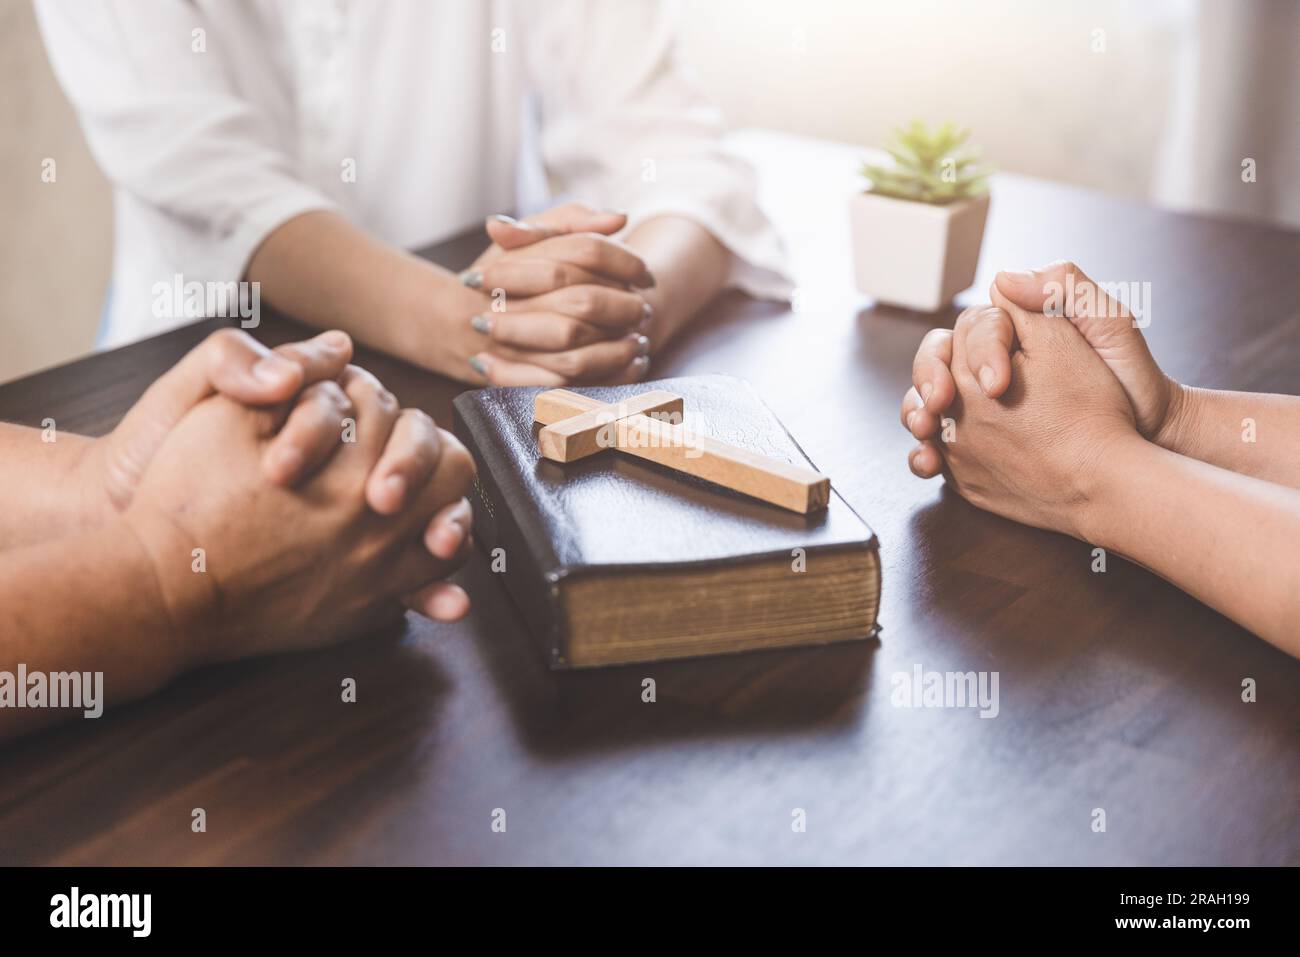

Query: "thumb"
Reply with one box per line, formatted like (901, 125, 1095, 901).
(989, 282, 1040, 351)
(994, 260, 1146, 349)
(106, 329, 352, 501)
(124, 329, 304, 429)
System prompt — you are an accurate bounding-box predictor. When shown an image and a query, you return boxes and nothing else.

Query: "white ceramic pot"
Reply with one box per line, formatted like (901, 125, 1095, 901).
(849, 191, 990, 312)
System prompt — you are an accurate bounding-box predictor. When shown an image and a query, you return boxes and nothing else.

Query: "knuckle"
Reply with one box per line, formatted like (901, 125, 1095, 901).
(576, 235, 603, 265)
(205, 327, 249, 364)
(551, 351, 585, 379)
(919, 328, 949, 353)
(558, 319, 584, 349)
(206, 327, 244, 350)
(953, 306, 983, 332)
(341, 364, 378, 397)
(566, 286, 598, 319)
(322, 380, 352, 413)
(404, 407, 436, 432)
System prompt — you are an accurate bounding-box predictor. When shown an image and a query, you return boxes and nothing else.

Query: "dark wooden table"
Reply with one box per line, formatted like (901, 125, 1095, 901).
(1, 132, 1297, 865)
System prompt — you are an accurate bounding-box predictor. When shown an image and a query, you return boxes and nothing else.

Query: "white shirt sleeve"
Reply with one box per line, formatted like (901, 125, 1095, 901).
(522, 0, 793, 300)
(33, 0, 337, 287)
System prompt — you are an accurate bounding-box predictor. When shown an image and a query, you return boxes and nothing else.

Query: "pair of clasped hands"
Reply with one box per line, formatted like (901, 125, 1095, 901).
(89, 204, 657, 667)
(452, 203, 657, 386)
(898, 259, 1171, 540)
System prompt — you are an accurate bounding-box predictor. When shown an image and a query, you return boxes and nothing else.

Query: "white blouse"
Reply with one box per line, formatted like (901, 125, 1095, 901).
(35, 0, 791, 347)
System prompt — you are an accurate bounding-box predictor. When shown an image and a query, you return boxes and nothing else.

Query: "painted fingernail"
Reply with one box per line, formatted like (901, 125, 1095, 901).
(385, 473, 406, 507)
(632, 334, 651, 357)
(459, 270, 483, 289)
(978, 365, 996, 393)
(920, 382, 933, 405)
(470, 314, 493, 334)
(468, 355, 489, 377)
(252, 353, 296, 384)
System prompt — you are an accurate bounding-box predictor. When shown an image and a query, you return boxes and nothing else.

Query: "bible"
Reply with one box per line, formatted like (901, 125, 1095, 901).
(452, 374, 880, 668)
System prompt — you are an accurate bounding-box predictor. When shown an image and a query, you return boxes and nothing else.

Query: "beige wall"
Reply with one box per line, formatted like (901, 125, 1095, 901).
(679, 0, 1185, 199)
(0, 0, 111, 384)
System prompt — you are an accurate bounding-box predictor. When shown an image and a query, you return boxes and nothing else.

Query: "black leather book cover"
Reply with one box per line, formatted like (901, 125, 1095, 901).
(452, 374, 878, 666)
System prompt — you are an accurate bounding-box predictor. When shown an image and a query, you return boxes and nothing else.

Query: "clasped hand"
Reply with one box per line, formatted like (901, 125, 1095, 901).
(455, 202, 655, 386)
(78, 328, 476, 668)
(899, 261, 1180, 540)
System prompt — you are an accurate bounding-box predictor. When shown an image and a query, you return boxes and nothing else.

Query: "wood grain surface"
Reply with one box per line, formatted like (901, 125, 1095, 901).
(0, 132, 1296, 865)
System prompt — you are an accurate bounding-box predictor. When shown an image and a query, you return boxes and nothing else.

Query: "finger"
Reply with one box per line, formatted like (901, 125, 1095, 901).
(484, 214, 562, 251)
(201, 328, 352, 405)
(268, 331, 355, 394)
(900, 386, 941, 440)
(994, 260, 1147, 354)
(365, 408, 442, 515)
(507, 285, 651, 331)
(474, 312, 613, 351)
(467, 353, 569, 387)
(494, 203, 628, 245)
(961, 306, 1016, 397)
(338, 364, 401, 461)
(385, 544, 461, 597)
(396, 431, 476, 543)
(604, 355, 651, 385)
(908, 440, 945, 479)
(515, 234, 653, 288)
(108, 329, 349, 487)
(911, 328, 956, 413)
(121, 328, 346, 434)
(423, 496, 472, 561)
(488, 334, 650, 382)
(475, 257, 623, 297)
(993, 260, 1128, 321)
(989, 283, 1041, 352)
(404, 581, 471, 622)
(261, 380, 354, 485)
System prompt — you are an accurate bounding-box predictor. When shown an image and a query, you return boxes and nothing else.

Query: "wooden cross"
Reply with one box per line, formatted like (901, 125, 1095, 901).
(533, 389, 830, 514)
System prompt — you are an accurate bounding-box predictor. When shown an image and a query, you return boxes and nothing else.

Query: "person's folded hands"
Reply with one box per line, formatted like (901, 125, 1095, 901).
(122, 360, 476, 669)
(902, 260, 1187, 454)
(900, 298, 1140, 540)
(78, 328, 355, 524)
(461, 202, 653, 387)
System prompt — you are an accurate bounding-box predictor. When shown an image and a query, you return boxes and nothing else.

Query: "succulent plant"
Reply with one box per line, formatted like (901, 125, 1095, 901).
(861, 121, 991, 204)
